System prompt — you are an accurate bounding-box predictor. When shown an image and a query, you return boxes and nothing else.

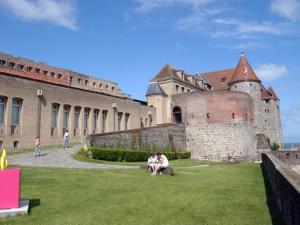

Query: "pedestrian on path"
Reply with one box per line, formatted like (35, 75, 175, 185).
(63, 130, 70, 149)
(34, 136, 41, 157)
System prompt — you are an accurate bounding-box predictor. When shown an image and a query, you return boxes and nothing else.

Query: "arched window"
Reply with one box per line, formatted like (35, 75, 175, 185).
(173, 107, 182, 123)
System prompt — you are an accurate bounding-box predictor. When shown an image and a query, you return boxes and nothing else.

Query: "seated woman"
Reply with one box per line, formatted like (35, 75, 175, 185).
(147, 153, 157, 171)
(151, 153, 169, 176)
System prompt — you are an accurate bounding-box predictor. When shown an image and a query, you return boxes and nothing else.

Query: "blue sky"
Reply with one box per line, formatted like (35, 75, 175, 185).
(0, 0, 299, 143)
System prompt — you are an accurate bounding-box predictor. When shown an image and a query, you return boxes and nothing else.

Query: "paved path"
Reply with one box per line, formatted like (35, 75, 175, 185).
(8, 146, 139, 170)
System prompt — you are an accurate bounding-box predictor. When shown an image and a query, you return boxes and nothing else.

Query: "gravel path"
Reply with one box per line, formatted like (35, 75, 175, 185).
(7, 146, 139, 170)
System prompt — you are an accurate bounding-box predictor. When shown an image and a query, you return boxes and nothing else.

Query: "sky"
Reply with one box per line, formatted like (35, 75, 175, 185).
(0, 0, 299, 143)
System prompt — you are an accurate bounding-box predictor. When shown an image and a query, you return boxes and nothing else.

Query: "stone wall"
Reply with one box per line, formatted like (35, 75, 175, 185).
(90, 123, 187, 151)
(186, 123, 256, 160)
(262, 152, 300, 225)
(172, 91, 257, 160)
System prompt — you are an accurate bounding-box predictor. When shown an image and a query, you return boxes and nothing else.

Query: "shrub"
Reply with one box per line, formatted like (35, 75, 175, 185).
(90, 148, 191, 162)
(270, 142, 280, 151)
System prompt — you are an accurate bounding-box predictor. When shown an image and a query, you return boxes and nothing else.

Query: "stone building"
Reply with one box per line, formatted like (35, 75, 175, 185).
(146, 53, 282, 159)
(0, 53, 156, 150)
(0, 51, 282, 159)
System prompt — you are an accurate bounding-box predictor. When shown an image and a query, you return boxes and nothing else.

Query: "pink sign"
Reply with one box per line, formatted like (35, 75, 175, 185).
(0, 168, 20, 209)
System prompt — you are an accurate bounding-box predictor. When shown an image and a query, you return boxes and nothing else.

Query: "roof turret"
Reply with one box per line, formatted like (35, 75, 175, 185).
(228, 52, 261, 85)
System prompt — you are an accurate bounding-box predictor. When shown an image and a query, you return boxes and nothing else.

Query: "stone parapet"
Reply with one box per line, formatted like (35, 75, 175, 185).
(262, 152, 300, 225)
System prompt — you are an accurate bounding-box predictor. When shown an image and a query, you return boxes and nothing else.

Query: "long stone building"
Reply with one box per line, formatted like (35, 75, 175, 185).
(0, 51, 283, 160)
(0, 53, 156, 150)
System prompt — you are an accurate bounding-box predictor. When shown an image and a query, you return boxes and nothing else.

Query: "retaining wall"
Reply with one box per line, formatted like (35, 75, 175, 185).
(262, 152, 300, 225)
(89, 123, 187, 151)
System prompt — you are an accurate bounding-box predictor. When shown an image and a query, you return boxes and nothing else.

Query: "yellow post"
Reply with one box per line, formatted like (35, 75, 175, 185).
(0, 149, 8, 170)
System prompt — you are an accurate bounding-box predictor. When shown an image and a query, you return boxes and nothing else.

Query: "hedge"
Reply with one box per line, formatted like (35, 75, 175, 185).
(90, 148, 191, 162)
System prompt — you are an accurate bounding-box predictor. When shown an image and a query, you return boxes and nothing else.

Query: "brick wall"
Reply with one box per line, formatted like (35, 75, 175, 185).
(262, 152, 300, 225)
(90, 123, 187, 151)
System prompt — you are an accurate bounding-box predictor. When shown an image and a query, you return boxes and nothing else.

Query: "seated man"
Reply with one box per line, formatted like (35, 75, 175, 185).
(151, 153, 169, 176)
(147, 153, 157, 172)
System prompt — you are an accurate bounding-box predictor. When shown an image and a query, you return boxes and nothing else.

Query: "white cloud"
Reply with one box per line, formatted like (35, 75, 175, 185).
(1, 0, 78, 30)
(132, 0, 216, 13)
(255, 64, 288, 81)
(271, 0, 300, 21)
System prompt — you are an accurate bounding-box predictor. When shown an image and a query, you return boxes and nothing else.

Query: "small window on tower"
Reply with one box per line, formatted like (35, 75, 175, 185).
(232, 113, 235, 119)
(206, 113, 210, 119)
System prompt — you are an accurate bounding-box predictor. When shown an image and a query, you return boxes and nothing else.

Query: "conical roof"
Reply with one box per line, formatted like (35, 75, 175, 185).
(228, 53, 261, 85)
(145, 82, 167, 97)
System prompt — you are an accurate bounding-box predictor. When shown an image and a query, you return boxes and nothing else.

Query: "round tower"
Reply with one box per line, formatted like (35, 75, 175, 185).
(228, 53, 262, 128)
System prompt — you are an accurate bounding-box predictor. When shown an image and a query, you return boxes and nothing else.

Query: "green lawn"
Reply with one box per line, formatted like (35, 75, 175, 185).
(0, 163, 281, 225)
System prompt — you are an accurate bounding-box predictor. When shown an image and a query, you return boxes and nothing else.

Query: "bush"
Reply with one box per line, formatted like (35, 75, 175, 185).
(90, 148, 191, 162)
(270, 142, 280, 151)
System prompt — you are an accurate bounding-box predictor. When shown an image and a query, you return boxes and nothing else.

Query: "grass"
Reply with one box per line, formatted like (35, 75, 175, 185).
(0, 162, 281, 225)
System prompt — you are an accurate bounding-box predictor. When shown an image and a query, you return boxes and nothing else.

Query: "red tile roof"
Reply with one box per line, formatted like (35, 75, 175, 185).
(260, 85, 279, 100)
(202, 68, 235, 91)
(229, 53, 261, 85)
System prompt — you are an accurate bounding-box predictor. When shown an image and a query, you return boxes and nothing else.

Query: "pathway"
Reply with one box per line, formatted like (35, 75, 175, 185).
(7, 146, 139, 170)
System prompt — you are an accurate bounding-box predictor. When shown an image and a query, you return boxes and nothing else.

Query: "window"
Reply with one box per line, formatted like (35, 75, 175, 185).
(102, 110, 108, 132)
(63, 105, 70, 129)
(206, 113, 210, 119)
(112, 87, 115, 91)
(187, 89, 190, 92)
(145, 118, 148, 127)
(0, 140, 2, 150)
(9, 62, 15, 68)
(173, 107, 182, 123)
(181, 87, 185, 93)
(232, 113, 235, 119)
(93, 109, 99, 132)
(0, 60, 6, 66)
(51, 72, 55, 78)
(70, 76, 73, 83)
(125, 113, 130, 130)
(84, 108, 90, 130)
(85, 80, 88, 85)
(175, 85, 179, 93)
(0, 97, 5, 124)
(43, 70, 48, 75)
(105, 85, 108, 90)
(117, 112, 123, 131)
(35, 68, 40, 74)
(17, 64, 24, 70)
(78, 78, 81, 84)
(221, 77, 226, 82)
(99, 83, 102, 89)
(93, 82, 96, 88)
(58, 74, 62, 79)
(27, 67, 32, 72)
(51, 103, 59, 128)
(12, 98, 22, 125)
(74, 106, 81, 129)
(149, 115, 152, 127)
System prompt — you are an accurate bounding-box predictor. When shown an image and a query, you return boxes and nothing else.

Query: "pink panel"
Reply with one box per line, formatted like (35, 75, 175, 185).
(0, 168, 20, 209)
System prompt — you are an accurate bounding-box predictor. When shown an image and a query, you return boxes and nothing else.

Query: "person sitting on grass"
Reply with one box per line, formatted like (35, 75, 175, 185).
(151, 153, 169, 176)
(147, 153, 157, 172)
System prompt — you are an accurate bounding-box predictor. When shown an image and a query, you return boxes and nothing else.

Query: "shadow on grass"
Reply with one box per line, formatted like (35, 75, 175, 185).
(260, 164, 285, 225)
(29, 199, 41, 213)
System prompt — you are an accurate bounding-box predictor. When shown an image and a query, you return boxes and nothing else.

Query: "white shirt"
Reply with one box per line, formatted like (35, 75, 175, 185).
(64, 132, 69, 140)
(160, 155, 169, 167)
(147, 156, 157, 165)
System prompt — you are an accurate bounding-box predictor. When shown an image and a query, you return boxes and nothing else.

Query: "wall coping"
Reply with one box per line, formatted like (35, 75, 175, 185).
(89, 123, 185, 137)
(264, 152, 300, 194)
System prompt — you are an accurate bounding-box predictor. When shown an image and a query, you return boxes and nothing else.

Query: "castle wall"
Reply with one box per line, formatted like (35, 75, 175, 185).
(230, 82, 283, 146)
(0, 73, 156, 150)
(90, 123, 187, 151)
(172, 91, 257, 159)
